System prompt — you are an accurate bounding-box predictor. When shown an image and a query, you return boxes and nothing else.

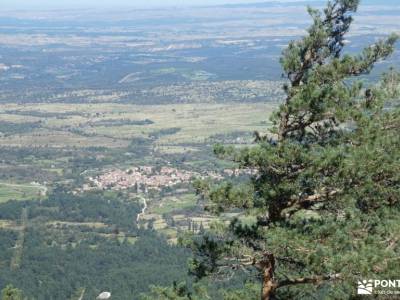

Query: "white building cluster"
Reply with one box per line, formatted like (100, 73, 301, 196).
(90, 166, 208, 191)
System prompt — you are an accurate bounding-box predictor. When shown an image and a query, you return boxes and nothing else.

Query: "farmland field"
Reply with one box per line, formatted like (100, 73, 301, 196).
(0, 102, 275, 150)
(0, 182, 46, 203)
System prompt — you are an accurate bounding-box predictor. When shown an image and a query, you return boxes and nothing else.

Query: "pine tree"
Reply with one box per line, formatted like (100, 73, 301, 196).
(187, 0, 400, 299)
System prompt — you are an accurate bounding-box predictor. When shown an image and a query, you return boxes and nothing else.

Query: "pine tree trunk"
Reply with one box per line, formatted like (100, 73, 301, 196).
(260, 253, 276, 300)
(261, 269, 274, 300)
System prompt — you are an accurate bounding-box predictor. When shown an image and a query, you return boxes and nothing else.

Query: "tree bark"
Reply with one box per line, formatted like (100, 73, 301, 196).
(258, 251, 341, 300)
(260, 253, 276, 300)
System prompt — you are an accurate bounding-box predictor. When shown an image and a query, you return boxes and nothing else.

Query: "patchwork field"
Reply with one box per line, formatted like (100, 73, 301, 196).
(0, 102, 276, 148)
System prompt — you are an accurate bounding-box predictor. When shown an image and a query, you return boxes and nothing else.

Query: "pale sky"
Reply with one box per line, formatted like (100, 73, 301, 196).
(0, 0, 390, 10)
(1, 0, 315, 9)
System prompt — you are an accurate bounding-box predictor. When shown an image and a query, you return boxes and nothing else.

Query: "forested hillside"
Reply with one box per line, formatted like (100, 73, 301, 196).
(0, 191, 189, 299)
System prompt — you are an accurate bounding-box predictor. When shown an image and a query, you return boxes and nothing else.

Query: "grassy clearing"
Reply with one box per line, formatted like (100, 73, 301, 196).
(159, 228, 178, 240)
(155, 145, 200, 154)
(0, 182, 45, 203)
(151, 194, 197, 215)
(46, 221, 108, 228)
(0, 219, 21, 230)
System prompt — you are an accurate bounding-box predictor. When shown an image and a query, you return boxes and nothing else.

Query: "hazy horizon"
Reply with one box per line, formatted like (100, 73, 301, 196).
(1, 0, 397, 11)
(1, 0, 323, 10)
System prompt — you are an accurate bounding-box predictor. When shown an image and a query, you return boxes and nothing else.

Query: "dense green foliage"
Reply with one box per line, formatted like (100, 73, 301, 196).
(0, 191, 190, 300)
(146, 0, 400, 299)
(1, 285, 23, 300)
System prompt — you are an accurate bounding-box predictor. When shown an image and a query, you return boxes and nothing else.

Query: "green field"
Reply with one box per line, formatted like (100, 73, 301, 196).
(0, 182, 46, 203)
(151, 193, 197, 215)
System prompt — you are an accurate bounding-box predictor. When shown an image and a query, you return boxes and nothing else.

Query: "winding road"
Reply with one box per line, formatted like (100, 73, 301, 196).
(78, 288, 86, 300)
(136, 195, 148, 224)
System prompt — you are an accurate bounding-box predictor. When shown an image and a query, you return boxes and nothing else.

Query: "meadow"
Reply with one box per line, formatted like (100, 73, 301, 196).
(0, 182, 46, 203)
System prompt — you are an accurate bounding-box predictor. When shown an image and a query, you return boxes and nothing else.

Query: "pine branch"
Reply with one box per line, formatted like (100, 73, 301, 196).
(276, 273, 342, 289)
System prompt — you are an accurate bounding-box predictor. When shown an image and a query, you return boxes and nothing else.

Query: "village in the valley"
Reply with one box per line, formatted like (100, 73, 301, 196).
(75, 165, 258, 240)
(83, 166, 220, 192)
(79, 165, 257, 193)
